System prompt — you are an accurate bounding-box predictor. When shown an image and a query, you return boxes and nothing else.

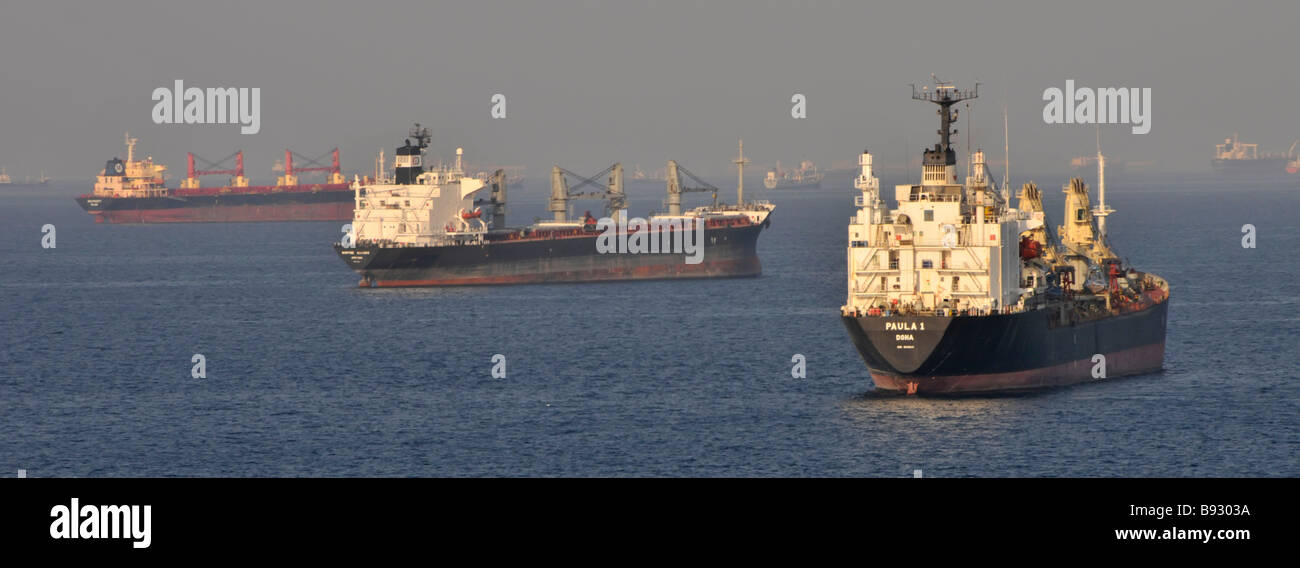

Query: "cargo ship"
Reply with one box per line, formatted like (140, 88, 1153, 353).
(1069, 155, 1154, 173)
(840, 80, 1169, 394)
(0, 167, 49, 188)
(472, 166, 525, 189)
(334, 127, 774, 286)
(628, 164, 668, 187)
(75, 134, 352, 223)
(763, 160, 823, 189)
(1211, 133, 1292, 174)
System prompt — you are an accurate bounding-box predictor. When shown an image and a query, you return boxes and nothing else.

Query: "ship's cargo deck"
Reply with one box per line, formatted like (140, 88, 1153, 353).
(337, 221, 766, 287)
(75, 185, 353, 223)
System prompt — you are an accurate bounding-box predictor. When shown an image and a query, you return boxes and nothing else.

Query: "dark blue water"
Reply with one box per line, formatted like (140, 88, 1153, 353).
(2, 172, 1297, 476)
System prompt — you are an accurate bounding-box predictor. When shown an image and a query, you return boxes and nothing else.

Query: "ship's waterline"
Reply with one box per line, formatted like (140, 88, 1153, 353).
(335, 128, 773, 287)
(74, 134, 354, 224)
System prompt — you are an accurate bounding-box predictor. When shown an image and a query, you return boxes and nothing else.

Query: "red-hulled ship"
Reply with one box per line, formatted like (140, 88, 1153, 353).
(75, 134, 352, 223)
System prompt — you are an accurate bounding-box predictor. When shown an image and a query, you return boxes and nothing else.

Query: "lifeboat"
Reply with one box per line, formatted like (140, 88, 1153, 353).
(1018, 235, 1042, 259)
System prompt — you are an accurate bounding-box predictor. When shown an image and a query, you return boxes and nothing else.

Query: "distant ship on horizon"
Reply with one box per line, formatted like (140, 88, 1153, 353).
(764, 159, 823, 189)
(0, 166, 50, 188)
(630, 164, 668, 183)
(1211, 133, 1293, 174)
(75, 133, 354, 223)
(1069, 155, 1154, 173)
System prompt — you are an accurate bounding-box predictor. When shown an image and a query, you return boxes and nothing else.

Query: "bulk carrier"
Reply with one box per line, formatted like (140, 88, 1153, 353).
(763, 160, 823, 189)
(1211, 133, 1293, 174)
(334, 126, 774, 286)
(841, 81, 1169, 394)
(75, 134, 351, 223)
(0, 167, 50, 188)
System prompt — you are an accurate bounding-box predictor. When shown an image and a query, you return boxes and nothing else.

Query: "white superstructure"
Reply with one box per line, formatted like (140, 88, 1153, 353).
(348, 162, 487, 247)
(346, 127, 773, 251)
(843, 81, 1049, 317)
(844, 148, 1043, 317)
(348, 128, 490, 247)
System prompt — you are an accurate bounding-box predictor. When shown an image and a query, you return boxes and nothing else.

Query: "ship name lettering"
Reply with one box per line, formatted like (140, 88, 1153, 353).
(885, 322, 921, 331)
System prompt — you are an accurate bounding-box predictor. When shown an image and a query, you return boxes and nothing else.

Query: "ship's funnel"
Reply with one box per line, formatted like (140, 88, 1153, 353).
(394, 140, 424, 185)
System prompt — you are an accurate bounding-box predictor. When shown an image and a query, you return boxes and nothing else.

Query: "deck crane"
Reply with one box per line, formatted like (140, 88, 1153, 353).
(549, 164, 627, 223)
(665, 160, 719, 214)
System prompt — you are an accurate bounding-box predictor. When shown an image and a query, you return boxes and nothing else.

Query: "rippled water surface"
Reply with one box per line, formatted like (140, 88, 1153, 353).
(1, 172, 1296, 476)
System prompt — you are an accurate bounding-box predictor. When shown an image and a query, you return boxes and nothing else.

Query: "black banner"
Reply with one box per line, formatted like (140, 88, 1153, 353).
(2, 478, 1286, 555)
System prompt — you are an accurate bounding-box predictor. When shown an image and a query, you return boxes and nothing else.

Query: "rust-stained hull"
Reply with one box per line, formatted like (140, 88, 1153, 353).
(75, 185, 353, 223)
(842, 296, 1169, 394)
(335, 223, 767, 287)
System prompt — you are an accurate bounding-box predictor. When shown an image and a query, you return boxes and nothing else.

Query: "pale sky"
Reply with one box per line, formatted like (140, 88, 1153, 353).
(1, 0, 1296, 181)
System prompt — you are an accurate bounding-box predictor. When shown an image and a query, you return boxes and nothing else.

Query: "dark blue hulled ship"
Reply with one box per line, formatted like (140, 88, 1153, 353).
(840, 81, 1169, 394)
(334, 127, 775, 286)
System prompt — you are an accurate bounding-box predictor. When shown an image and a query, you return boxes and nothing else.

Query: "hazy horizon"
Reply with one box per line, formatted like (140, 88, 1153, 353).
(2, 0, 1297, 181)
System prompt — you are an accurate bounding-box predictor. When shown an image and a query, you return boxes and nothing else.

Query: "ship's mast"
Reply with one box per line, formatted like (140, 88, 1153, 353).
(733, 139, 748, 205)
(409, 123, 431, 154)
(125, 132, 138, 163)
(965, 101, 971, 179)
(1092, 127, 1115, 240)
(911, 77, 978, 183)
(1003, 101, 1010, 203)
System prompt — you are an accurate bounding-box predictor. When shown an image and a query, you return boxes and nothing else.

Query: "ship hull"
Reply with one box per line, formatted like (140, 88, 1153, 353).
(335, 223, 766, 286)
(842, 299, 1169, 394)
(763, 180, 822, 190)
(74, 186, 353, 223)
(1211, 157, 1288, 174)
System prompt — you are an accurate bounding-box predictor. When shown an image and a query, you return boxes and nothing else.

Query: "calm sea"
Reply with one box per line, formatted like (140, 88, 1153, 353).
(1, 171, 1296, 476)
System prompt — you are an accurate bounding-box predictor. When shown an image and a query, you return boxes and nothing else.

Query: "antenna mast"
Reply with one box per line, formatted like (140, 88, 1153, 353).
(1093, 126, 1115, 240)
(125, 132, 138, 163)
(408, 123, 431, 153)
(1003, 101, 1010, 202)
(911, 76, 978, 157)
(966, 101, 973, 181)
(733, 139, 748, 205)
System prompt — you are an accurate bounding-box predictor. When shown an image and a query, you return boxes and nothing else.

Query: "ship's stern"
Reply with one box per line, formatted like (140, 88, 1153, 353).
(333, 242, 380, 286)
(74, 195, 109, 222)
(842, 313, 954, 393)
